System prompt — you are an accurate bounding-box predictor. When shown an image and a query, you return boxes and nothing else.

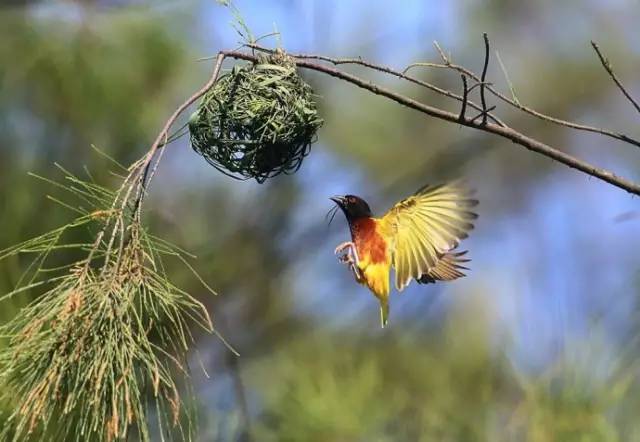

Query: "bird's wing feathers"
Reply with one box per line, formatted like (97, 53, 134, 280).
(380, 182, 478, 291)
(418, 250, 470, 284)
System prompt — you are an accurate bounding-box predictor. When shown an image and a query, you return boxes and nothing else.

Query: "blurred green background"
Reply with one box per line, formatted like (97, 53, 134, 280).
(1, 1, 640, 441)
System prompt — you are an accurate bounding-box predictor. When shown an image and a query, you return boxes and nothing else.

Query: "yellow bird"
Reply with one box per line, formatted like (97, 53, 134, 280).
(330, 182, 478, 327)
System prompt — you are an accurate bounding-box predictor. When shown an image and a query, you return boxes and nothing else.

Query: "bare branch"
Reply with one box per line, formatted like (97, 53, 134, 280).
(129, 43, 640, 207)
(480, 33, 490, 125)
(459, 74, 468, 121)
(247, 43, 507, 127)
(591, 40, 640, 115)
(101, 55, 227, 272)
(131, 53, 226, 218)
(406, 46, 640, 149)
(495, 50, 520, 105)
(471, 105, 496, 124)
(433, 40, 450, 64)
(223, 50, 640, 196)
(467, 81, 492, 94)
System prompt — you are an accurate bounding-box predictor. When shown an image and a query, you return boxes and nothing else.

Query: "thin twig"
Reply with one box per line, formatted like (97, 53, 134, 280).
(131, 53, 226, 219)
(222, 50, 640, 195)
(480, 33, 490, 125)
(496, 50, 520, 105)
(276, 40, 640, 150)
(98, 54, 227, 275)
(77, 231, 103, 283)
(405, 55, 640, 149)
(247, 43, 506, 127)
(591, 40, 640, 115)
(467, 82, 492, 93)
(471, 105, 496, 124)
(433, 40, 449, 64)
(459, 74, 468, 121)
(125, 44, 640, 212)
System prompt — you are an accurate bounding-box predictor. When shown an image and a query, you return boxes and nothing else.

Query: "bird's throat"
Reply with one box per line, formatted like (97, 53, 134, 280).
(350, 217, 388, 265)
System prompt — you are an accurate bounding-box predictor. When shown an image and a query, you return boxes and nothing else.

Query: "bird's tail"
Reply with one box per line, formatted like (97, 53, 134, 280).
(417, 250, 470, 284)
(379, 298, 389, 328)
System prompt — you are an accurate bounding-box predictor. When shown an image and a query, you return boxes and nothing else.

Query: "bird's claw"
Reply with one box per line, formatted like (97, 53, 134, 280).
(338, 252, 356, 267)
(334, 241, 357, 266)
(334, 241, 363, 281)
(334, 241, 353, 256)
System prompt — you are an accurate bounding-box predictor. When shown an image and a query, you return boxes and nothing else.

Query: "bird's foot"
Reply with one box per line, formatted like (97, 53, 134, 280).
(334, 241, 363, 281)
(335, 241, 360, 266)
(334, 241, 355, 256)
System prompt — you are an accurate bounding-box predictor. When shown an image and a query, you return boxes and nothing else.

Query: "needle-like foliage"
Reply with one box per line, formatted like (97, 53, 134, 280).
(0, 159, 217, 441)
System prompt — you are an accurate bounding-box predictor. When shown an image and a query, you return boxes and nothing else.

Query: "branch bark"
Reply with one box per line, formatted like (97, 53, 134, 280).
(223, 49, 640, 196)
(247, 43, 506, 127)
(129, 53, 226, 217)
(132, 42, 640, 205)
(406, 43, 640, 149)
(591, 41, 640, 115)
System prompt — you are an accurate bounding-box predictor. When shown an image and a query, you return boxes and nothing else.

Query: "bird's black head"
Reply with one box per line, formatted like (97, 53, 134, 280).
(330, 194, 372, 221)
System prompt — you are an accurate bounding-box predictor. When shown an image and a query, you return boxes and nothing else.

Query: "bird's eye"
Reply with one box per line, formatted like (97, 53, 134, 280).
(348, 197, 356, 203)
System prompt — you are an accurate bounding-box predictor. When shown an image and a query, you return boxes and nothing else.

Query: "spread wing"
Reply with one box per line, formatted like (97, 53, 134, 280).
(380, 182, 478, 291)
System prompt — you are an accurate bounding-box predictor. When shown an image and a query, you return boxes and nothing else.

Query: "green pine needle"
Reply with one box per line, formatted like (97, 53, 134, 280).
(0, 165, 223, 441)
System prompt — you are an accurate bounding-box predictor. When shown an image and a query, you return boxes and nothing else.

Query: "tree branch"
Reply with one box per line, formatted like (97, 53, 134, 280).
(130, 53, 226, 218)
(591, 40, 640, 115)
(101, 55, 227, 272)
(459, 74, 468, 121)
(406, 45, 640, 149)
(246, 43, 507, 127)
(479, 33, 490, 125)
(222, 50, 640, 196)
(124, 41, 640, 215)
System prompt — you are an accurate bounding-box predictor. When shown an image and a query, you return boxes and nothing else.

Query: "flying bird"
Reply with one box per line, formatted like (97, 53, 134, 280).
(330, 182, 478, 327)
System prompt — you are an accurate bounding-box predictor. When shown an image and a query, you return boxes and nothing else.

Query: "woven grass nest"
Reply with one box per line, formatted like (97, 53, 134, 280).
(189, 53, 323, 183)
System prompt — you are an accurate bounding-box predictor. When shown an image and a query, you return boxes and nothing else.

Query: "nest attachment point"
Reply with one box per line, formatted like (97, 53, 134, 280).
(189, 53, 324, 183)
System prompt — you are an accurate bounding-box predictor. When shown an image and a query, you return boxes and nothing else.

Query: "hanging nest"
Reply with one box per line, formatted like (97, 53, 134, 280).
(189, 52, 323, 183)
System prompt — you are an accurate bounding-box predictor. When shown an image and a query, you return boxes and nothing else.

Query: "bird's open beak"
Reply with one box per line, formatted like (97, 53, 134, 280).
(330, 195, 345, 206)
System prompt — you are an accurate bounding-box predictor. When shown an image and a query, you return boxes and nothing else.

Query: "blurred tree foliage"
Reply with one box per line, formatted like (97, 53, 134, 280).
(1, 1, 640, 441)
(0, 3, 200, 438)
(0, 4, 189, 301)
